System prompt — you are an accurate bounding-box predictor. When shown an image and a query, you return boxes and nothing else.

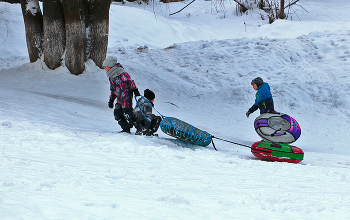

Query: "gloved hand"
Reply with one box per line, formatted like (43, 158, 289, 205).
(108, 98, 114, 109)
(133, 89, 141, 97)
(246, 111, 251, 118)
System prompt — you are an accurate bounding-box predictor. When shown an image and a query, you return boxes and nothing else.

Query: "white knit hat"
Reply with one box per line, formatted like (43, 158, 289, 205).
(102, 56, 117, 68)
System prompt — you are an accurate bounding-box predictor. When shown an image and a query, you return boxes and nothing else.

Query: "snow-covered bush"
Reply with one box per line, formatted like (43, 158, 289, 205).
(216, 0, 301, 23)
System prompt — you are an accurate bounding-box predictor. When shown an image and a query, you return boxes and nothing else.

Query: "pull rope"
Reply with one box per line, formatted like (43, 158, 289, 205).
(140, 95, 166, 119)
(211, 138, 218, 151)
(135, 96, 151, 122)
(134, 95, 166, 122)
(213, 137, 297, 154)
(134, 95, 251, 152)
(212, 136, 251, 149)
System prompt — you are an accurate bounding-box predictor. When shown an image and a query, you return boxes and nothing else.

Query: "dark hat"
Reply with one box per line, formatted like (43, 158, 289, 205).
(144, 89, 155, 101)
(251, 77, 264, 87)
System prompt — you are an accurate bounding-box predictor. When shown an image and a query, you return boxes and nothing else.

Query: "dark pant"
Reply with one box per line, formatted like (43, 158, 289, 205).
(148, 116, 162, 134)
(114, 105, 143, 131)
(258, 97, 274, 114)
(139, 115, 162, 135)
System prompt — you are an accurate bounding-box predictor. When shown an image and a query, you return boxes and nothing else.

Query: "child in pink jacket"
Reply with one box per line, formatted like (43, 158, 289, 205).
(103, 56, 144, 134)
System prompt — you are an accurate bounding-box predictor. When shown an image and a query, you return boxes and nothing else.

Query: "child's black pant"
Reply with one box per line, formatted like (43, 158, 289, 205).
(141, 115, 162, 135)
(114, 106, 143, 131)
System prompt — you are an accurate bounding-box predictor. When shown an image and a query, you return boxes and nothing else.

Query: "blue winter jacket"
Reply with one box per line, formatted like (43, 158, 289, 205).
(254, 83, 272, 106)
(249, 82, 274, 114)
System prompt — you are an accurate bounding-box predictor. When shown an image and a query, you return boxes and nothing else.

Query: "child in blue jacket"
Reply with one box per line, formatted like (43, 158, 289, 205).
(246, 77, 274, 117)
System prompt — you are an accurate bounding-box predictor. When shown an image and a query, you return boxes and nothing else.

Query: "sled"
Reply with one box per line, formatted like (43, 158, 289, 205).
(251, 141, 304, 163)
(135, 96, 214, 148)
(254, 112, 301, 144)
(160, 117, 213, 147)
(137, 96, 305, 162)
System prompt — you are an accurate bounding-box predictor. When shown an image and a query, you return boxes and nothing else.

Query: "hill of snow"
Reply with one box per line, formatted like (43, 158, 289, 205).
(1, 1, 350, 219)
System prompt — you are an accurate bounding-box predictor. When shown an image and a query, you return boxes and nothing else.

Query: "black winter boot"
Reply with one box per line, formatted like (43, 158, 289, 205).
(123, 108, 145, 135)
(135, 128, 145, 135)
(120, 128, 131, 134)
(143, 129, 153, 136)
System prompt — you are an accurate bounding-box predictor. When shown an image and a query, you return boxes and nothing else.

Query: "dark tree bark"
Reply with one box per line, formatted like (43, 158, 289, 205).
(258, 0, 264, 9)
(233, 0, 248, 13)
(280, 0, 285, 19)
(20, 0, 43, 62)
(21, 0, 112, 75)
(43, 0, 66, 70)
(63, 0, 88, 75)
(3, 0, 20, 4)
(87, 0, 112, 68)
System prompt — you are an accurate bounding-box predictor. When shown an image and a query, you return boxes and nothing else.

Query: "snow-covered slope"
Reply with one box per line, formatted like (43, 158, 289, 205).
(1, 1, 350, 219)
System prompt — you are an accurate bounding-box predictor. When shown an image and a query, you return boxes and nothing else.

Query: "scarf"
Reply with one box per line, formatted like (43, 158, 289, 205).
(107, 66, 125, 78)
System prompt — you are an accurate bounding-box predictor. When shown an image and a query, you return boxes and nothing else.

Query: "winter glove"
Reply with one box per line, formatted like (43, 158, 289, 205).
(246, 111, 251, 118)
(108, 98, 114, 109)
(133, 89, 141, 97)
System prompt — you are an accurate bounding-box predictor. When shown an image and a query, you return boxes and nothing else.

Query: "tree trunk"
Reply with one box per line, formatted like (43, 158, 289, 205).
(20, 0, 43, 62)
(87, 0, 112, 68)
(21, 0, 112, 75)
(258, 0, 264, 9)
(63, 0, 88, 75)
(280, 0, 285, 19)
(43, 0, 66, 70)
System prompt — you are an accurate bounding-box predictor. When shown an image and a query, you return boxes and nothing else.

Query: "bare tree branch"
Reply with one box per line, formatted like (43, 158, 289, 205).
(285, 0, 301, 9)
(169, 0, 196, 16)
(233, 0, 248, 12)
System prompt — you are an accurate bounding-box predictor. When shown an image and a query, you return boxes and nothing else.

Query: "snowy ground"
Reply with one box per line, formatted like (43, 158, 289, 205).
(1, 0, 350, 219)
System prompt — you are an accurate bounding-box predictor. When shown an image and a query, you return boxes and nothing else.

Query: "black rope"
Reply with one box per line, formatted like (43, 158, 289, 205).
(213, 136, 303, 154)
(212, 136, 251, 149)
(211, 138, 218, 151)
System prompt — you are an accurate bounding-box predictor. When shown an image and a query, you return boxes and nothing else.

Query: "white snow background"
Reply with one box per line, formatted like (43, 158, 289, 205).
(1, 0, 350, 219)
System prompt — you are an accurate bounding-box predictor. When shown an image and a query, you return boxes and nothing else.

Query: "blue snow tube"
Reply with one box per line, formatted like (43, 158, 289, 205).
(160, 117, 213, 147)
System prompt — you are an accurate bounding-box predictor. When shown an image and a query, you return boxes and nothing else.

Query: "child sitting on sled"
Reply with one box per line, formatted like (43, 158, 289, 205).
(246, 77, 274, 117)
(134, 89, 162, 136)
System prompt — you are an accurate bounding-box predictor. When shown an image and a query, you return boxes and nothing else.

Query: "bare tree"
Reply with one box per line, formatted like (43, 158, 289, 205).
(233, 0, 248, 13)
(20, 0, 43, 62)
(87, 0, 112, 68)
(43, 0, 66, 70)
(258, 0, 264, 9)
(62, 0, 87, 75)
(279, 0, 284, 19)
(21, 0, 112, 75)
